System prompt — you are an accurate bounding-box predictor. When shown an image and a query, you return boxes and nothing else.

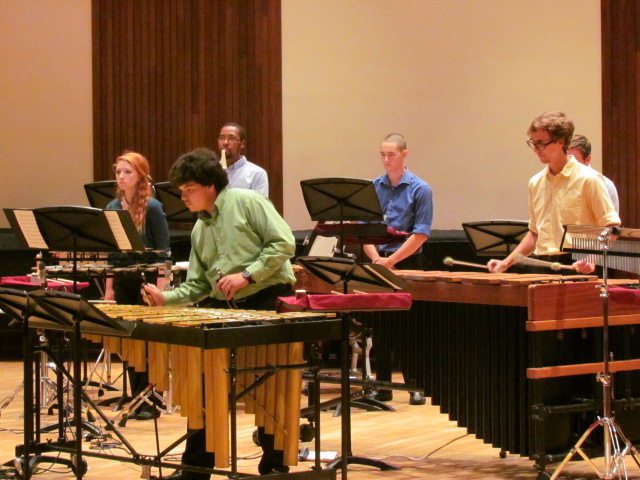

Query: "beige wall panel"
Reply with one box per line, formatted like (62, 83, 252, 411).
(0, 0, 92, 228)
(282, 0, 601, 230)
(0, 0, 600, 234)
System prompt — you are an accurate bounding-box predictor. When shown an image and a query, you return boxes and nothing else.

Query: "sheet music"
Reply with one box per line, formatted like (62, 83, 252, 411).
(309, 235, 338, 256)
(104, 210, 133, 251)
(13, 210, 48, 249)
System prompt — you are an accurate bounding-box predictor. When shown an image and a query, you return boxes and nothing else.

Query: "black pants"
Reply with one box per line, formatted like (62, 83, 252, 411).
(374, 253, 423, 388)
(179, 283, 294, 480)
(114, 273, 163, 408)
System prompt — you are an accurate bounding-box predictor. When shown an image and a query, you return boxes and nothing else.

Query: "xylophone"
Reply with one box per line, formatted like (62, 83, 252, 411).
(82, 305, 341, 469)
(295, 268, 640, 475)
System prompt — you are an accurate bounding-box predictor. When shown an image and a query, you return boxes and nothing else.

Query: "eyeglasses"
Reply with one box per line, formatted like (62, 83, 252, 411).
(218, 135, 241, 142)
(526, 138, 556, 151)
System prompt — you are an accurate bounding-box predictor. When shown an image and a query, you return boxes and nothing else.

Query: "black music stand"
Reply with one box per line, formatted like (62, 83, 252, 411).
(296, 256, 410, 478)
(154, 182, 198, 223)
(83, 181, 117, 209)
(5, 206, 145, 293)
(0, 287, 74, 480)
(28, 289, 136, 480)
(301, 178, 384, 256)
(0, 288, 137, 480)
(462, 220, 529, 256)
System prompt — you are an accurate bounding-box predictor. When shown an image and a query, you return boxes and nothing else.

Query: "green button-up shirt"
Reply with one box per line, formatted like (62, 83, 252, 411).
(163, 188, 296, 305)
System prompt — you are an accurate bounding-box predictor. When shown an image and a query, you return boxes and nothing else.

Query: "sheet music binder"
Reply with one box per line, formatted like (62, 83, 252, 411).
(29, 289, 134, 336)
(4, 206, 146, 252)
(297, 255, 410, 291)
(0, 287, 63, 330)
(462, 219, 529, 256)
(301, 177, 384, 222)
(0, 287, 133, 336)
(83, 181, 117, 209)
(154, 182, 197, 223)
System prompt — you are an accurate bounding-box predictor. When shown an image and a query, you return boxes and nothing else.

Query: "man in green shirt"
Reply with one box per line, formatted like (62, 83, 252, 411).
(144, 147, 295, 479)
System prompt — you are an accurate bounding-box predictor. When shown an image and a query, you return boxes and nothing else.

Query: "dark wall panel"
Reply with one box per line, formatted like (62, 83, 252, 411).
(602, 0, 640, 228)
(92, 0, 283, 212)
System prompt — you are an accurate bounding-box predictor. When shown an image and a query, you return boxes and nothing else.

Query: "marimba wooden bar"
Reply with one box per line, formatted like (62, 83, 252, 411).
(295, 269, 640, 476)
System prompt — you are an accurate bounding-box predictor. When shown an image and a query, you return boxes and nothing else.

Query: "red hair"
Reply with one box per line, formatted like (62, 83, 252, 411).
(113, 151, 152, 231)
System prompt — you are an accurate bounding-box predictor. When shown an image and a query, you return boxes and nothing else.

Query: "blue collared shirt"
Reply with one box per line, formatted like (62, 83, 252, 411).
(227, 156, 269, 197)
(373, 167, 433, 253)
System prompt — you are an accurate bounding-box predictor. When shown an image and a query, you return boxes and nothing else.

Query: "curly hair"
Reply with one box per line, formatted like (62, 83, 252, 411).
(113, 151, 152, 232)
(527, 111, 574, 152)
(169, 148, 228, 192)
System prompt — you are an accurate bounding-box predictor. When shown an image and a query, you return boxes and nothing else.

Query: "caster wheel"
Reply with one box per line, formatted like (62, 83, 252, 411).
(98, 388, 105, 397)
(499, 450, 506, 459)
(12, 457, 24, 480)
(252, 428, 261, 446)
(299, 423, 315, 442)
(70, 455, 88, 476)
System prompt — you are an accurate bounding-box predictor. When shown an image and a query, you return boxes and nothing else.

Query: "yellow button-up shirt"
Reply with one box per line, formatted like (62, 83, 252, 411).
(528, 157, 620, 255)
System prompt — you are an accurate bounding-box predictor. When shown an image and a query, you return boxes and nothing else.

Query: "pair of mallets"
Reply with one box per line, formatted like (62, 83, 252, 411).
(443, 254, 573, 272)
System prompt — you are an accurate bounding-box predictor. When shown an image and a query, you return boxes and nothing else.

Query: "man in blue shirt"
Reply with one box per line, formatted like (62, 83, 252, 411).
(363, 133, 433, 269)
(364, 133, 433, 405)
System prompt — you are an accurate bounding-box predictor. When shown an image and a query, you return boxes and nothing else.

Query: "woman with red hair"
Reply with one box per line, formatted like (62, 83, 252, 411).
(105, 151, 170, 419)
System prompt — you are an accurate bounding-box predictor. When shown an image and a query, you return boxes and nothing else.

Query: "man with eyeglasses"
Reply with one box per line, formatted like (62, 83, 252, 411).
(218, 122, 269, 196)
(487, 111, 620, 274)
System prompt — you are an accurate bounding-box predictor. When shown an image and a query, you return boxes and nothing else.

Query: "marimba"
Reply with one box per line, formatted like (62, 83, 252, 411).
(80, 305, 341, 470)
(295, 269, 640, 475)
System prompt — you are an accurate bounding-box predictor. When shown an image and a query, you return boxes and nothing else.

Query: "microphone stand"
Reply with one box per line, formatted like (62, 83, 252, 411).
(549, 228, 640, 480)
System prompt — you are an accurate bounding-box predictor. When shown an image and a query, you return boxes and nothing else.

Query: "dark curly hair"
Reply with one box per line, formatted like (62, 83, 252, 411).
(169, 148, 228, 192)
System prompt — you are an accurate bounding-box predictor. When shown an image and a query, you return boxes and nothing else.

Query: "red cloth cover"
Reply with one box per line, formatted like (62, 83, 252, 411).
(0, 276, 89, 292)
(609, 286, 640, 307)
(277, 292, 412, 313)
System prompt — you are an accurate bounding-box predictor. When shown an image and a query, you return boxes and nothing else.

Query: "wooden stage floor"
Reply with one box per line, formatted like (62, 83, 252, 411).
(0, 360, 638, 480)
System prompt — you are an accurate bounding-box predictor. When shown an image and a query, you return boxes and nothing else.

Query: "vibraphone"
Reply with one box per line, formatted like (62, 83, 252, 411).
(83, 305, 340, 470)
(11, 298, 341, 480)
(295, 269, 640, 475)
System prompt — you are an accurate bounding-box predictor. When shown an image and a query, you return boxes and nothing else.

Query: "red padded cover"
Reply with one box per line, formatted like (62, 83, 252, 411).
(0, 276, 89, 292)
(609, 286, 640, 307)
(277, 292, 412, 312)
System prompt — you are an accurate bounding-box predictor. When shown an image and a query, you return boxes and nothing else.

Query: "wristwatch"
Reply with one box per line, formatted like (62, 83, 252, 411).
(242, 269, 255, 283)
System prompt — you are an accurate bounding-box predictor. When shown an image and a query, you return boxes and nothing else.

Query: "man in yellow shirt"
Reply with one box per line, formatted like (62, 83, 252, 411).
(488, 111, 620, 273)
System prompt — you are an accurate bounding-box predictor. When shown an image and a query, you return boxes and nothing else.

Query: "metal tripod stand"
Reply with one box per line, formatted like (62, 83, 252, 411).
(550, 227, 640, 480)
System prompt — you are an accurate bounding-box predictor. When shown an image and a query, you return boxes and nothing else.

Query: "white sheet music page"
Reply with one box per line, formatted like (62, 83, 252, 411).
(13, 210, 48, 249)
(104, 210, 132, 251)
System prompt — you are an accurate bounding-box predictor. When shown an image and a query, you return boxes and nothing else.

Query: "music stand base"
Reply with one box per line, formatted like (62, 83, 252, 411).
(11, 454, 87, 478)
(328, 455, 400, 471)
(352, 397, 395, 412)
(549, 416, 640, 480)
(40, 418, 102, 436)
